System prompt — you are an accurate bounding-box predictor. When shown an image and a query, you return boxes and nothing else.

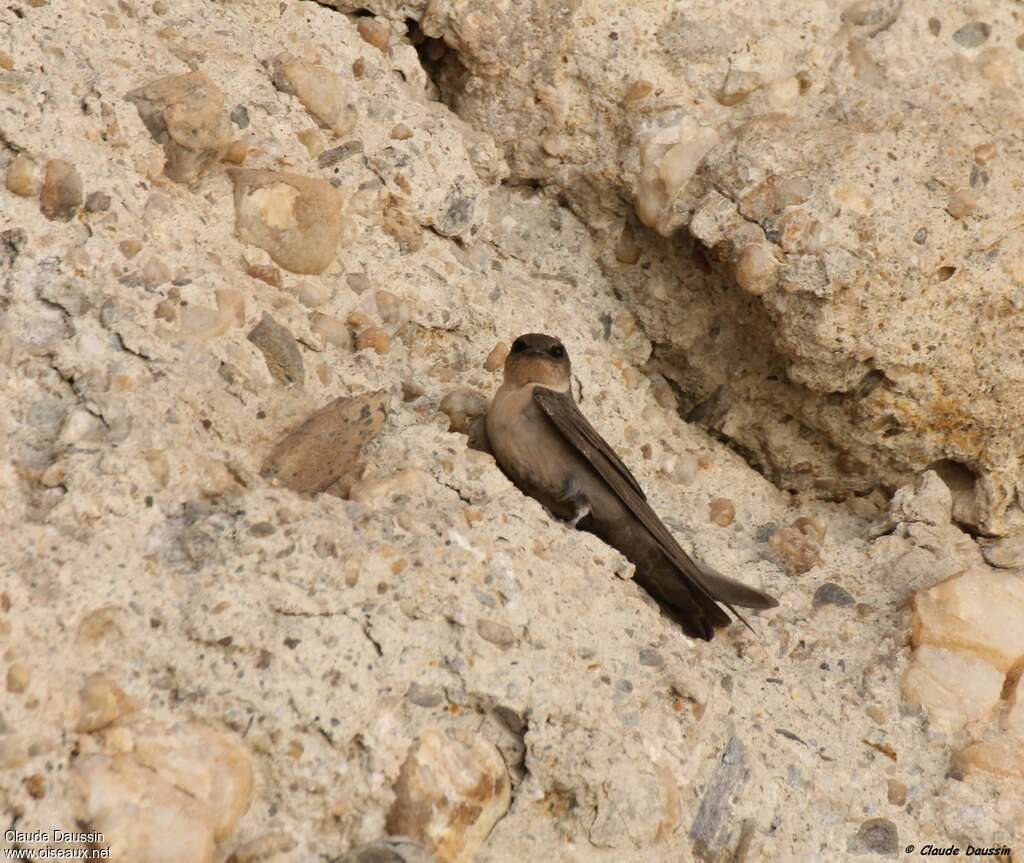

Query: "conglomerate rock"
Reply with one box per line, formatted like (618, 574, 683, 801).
(0, 1, 1021, 861)
(340, 0, 1024, 537)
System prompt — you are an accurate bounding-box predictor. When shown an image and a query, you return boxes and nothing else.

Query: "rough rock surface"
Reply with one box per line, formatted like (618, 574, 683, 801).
(1, 1, 1021, 862)
(340, 0, 1024, 537)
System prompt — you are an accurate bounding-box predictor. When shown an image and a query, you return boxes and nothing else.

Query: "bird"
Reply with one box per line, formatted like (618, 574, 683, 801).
(485, 332, 778, 640)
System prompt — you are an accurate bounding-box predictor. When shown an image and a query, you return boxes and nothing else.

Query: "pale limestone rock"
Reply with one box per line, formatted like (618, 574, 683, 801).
(127, 71, 233, 184)
(5, 155, 39, 197)
(272, 54, 358, 137)
(439, 388, 488, 435)
(230, 169, 343, 275)
(76, 675, 138, 732)
(911, 570, 1024, 673)
(72, 720, 252, 862)
(386, 729, 511, 863)
(901, 645, 1003, 734)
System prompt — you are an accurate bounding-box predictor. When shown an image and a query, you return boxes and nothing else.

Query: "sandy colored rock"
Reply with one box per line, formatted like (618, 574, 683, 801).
(230, 169, 343, 275)
(439, 388, 488, 435)
(5, 155, 39, 197)
(262, 392, 388, 495)
(310, 312, 351, 348)
(768, 524, 822, 575)
(72, 720, 253, 862)
(386, 729, 511, 863)
(901, 645, 1004, 734)
(127, 71, 233, 184)
(272, 54, 358, 137)
(76, 674, 138, 732)
(708, 497, 735, 527)
(39, 158, 83, 221)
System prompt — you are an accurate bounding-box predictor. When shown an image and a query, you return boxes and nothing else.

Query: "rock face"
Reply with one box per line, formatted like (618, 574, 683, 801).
(342, 0, 1024, 536)
(1, 1, 1022, 861)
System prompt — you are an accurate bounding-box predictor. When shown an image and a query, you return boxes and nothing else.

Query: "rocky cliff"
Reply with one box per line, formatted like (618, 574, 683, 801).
(1, 1, 1022, 861)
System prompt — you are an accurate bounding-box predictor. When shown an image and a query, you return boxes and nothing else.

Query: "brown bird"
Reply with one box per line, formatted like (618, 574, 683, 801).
(485, 333, 778, 640)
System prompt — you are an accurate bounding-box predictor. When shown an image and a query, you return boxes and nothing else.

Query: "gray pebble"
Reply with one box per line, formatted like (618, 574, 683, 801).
(476, 619, 516, 648)
(812, 582, 855, 608)
(230, 105, 250, 129)
(406, 682, 444, 708)
(848, 818, 898, 857)
(318, 140, 364, 169)
(85, 191, 112, 213)
(638, 648, 664, 667)
(953, 21, 990, 48)
(331, 838, 438, 863)
(913, 227, 927, 245)
(247, 313, 305, 386)
(473, 588, 497, 608)
(249, 521, 276, 537)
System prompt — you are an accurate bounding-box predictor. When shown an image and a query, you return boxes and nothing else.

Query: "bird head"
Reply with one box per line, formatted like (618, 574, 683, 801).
(503, 333, 572, 390)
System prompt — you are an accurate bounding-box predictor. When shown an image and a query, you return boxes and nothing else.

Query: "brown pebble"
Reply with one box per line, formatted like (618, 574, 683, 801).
(347, 309, 372, 329)
(39, 159, 83, 221)
(792, 516, 827, 543)
(357, 17, 389, 52)
(119, 239, 143, 259)
(154, 298, 177, 322)
(84, 191, 111, 212)
(5, 156, 39, 197)
(141, 257, 171, 289)
(484, 342, 509, 372)
(615, 224, 641, 264)
(356, 326, 391, 354)
(390, 124, 413, 140)
(347, 272, 371, 294)
(76, 674, 137, 732)
(375, 289, 402, 324)
(886, 780, 907, 806)
(946, 189, 977, 220)
(352, 57, 365, 79)
(222, 140, 248, 165)
(6, 662, 30, 694)
(23, 774, 45, 800)
(973, 143, 997, 164)
(439, 388, 488, 434)
(247, 263, 282, 288)
(708, 498, 735, 527)
(0, 49, 13, 71)
(624, 80, 654, 102)
(769, 526, 822, 576)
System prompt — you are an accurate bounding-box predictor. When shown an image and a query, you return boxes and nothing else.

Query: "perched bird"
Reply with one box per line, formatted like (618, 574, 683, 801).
(485, 333, 777, 640)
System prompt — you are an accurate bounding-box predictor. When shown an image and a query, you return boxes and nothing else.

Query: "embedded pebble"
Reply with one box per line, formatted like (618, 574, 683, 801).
(230, 169, 343, 275)
(272, 54, 358, 137)
(386, 729, 511, 863)
(333, 838, 436, 863)
(291, 281, 332, 308)
(356, 326, 391, 354)
(40, 159, 83, 221)
(5, 155, 39, 197)
(247, 313, 305, 386)
(406, 682, 444, 708)
(375, 289, 403, 324)
(127, 71, 233, 184)
(357, 18, 390, 52)
(261, 391, 389, 496)
(614, 224, 642, 264)
(946, 189, 977, 220)
(812, 582, 855, 608)
(311, 312, 352, 348)
(84, 190, 111, 212)
(6, 661, 30, 694)
(847, 818, 898, 858)
(390, 124, 414, 140)
(476, 619, 516, 648)
(624, 79, 654, 103)
(76, 674, 137, 732)
(953, 21, 991, 48)
(347, 273, 371, 294)
(708, 497, 735, 527)
(439, 388, 488, 434)
(638, 648, 664, 668)
(768, 525, 822, 575)
(141, 257, 172, 288)
(734, 243, 778, 295)
(246, 262, 282, 287)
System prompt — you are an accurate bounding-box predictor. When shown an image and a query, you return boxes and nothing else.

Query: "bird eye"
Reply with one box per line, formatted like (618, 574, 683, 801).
(549, 345, 565, 359)
(511, 338, 526, 354)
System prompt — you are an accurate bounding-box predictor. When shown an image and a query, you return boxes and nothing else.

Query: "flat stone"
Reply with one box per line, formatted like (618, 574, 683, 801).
(247, 313, 304, 386)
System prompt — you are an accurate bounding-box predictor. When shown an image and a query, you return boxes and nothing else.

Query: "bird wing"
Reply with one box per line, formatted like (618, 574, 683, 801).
(532, 386, 777, 613)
